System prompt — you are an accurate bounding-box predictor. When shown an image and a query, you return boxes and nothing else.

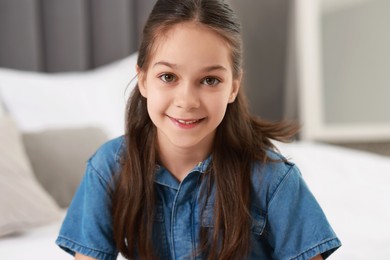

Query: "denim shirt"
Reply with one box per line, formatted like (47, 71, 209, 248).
(56, 137, 341, 260)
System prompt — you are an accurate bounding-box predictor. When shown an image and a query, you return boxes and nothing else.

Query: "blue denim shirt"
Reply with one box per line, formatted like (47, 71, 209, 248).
(56, 137, 341, 260)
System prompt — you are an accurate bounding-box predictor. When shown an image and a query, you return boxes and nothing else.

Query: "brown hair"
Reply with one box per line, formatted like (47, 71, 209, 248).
(112, 0, 298, 259)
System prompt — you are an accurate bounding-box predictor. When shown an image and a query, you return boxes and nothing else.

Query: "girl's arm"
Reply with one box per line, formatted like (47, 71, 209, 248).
(75, 253, 97, 260)
(311, 255, 323, 260)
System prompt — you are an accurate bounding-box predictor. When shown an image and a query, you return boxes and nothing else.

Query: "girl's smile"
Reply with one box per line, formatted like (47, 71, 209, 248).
(167, 115, 206, 129)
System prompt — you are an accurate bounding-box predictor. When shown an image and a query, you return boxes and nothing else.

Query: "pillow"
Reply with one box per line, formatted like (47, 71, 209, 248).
(0, 115, 61, 237)
(0, 52, 138, 138)
(22, 127, 108, 208)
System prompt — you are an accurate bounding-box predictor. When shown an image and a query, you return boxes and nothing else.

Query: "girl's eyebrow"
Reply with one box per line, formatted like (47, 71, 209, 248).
(153, 61, 227, 72)
(153, 61, 178, 69)
(202, 65, 228, 72)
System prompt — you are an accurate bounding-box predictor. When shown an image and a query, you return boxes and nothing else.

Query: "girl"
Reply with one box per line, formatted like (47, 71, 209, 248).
(56, 0, 341, 259)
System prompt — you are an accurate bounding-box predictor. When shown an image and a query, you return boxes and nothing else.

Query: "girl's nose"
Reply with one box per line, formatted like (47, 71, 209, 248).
(174, 82, 200, 110)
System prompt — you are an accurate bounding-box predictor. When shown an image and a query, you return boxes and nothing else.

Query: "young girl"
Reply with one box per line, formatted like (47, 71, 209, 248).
(56, 0, 341, 259)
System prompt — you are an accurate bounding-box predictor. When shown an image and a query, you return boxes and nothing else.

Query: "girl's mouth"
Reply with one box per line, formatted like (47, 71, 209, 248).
(168, 116, 205, 128)
(176, 119, 201, 125)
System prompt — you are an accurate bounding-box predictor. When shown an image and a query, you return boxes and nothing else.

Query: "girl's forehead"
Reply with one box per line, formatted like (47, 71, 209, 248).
(157, 22, 228, 47)
(147, 22, 232, 70)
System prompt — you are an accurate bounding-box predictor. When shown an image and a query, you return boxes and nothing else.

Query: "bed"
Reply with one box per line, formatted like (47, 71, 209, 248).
(1, 0, 390, 259)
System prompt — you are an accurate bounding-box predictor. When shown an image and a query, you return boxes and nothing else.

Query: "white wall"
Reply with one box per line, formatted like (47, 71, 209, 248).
(321, 0, 376, 13)
(321, 0, 390, 125)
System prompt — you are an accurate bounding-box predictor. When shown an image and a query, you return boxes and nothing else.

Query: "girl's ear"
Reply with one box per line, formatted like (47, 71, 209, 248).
(228, 71, 243, 103)
(137, 65, 147, 98)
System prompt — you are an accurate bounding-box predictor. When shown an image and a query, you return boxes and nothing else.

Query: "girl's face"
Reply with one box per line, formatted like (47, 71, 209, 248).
(138, 22, 241, 154)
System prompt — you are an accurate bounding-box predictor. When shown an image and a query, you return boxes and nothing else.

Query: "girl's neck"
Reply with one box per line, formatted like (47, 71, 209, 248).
(159, 151, 203, 182)
(156, 139, 213, 182)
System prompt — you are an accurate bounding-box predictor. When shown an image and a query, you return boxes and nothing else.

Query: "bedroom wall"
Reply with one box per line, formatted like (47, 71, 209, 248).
(320, 0, 390, 157)
(321, 0, 390, 125)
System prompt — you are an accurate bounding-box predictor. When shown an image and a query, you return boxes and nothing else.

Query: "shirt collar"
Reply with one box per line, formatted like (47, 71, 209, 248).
(154, 155, 212, 189)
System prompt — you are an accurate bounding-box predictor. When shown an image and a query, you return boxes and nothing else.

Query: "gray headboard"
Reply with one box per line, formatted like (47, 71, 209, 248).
(0, 0, 290, 120)
(0, 0, 156, 72)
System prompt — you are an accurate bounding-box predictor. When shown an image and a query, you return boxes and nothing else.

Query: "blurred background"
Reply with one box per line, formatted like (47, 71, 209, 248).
(294, 0, 390, 155)
(1, 0, 389, 156)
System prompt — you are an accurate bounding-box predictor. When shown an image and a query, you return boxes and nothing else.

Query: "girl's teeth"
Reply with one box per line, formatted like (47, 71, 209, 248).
(177, 119, 199, 125)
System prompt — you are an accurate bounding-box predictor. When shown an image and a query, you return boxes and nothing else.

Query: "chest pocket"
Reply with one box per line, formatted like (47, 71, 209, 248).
(201, 204, 267, 236)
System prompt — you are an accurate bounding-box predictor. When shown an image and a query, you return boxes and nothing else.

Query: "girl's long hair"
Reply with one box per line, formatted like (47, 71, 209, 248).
(112, 0, 298, 259)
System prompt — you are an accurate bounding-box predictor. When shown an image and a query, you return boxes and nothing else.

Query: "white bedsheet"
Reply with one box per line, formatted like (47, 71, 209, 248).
(0, 209, 127, 260)
(0, 209, 68, 260)
(1, 142, 389, 259)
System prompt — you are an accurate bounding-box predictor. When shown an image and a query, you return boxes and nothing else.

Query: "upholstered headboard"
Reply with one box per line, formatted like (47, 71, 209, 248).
(0, 0, 155, 72)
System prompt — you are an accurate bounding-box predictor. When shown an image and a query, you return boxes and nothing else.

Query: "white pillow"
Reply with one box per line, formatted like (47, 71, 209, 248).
(0, 115, 61, 237)
(0, 53, 138, 138)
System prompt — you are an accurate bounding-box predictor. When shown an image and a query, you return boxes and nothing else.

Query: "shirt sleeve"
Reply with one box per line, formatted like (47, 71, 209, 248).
(265, 165, 341, 260)
(55, 159, 118, 260)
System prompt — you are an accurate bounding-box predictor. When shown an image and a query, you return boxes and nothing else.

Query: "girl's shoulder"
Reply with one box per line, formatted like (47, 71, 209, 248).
(251, 149, 302, 207)
(253, 148, 298, 180)
(87, 135, 125, 182)
(90, 135, 125, 162)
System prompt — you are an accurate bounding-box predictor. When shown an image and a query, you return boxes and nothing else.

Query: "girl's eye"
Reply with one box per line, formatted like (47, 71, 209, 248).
(159, 73, 176, 83)
(202, 77, 220, 86)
